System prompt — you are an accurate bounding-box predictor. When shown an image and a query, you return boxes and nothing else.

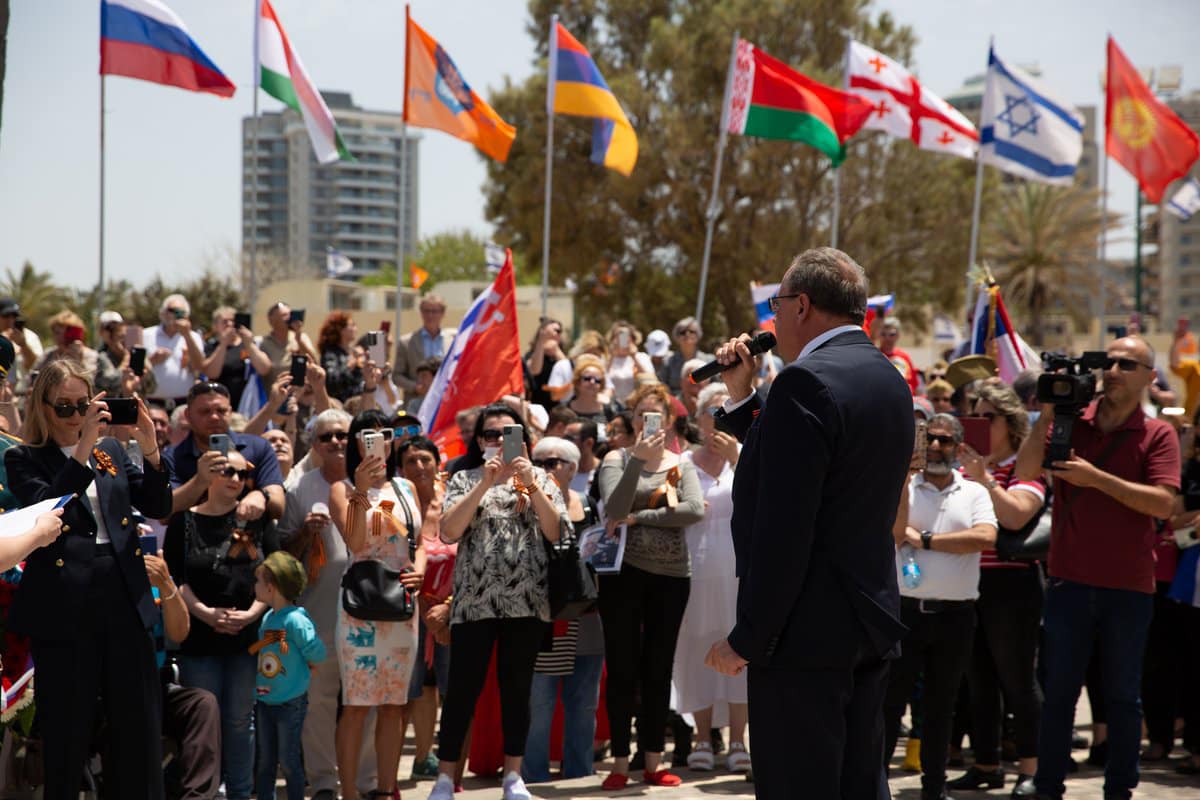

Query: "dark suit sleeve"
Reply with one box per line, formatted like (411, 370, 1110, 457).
(715, 393, 762, 444)
(116, 440, 174, 520)
(726, 367, 838, 663)
(5, 445, 97, 505)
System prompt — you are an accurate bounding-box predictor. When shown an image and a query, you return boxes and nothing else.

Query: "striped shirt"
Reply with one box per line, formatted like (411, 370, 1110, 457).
(970, 456, 1047, 569)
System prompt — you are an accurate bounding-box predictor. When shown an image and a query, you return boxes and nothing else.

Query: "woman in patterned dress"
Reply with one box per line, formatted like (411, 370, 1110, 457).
(425, 404, 571, 800)
(330, 410, 425, 800)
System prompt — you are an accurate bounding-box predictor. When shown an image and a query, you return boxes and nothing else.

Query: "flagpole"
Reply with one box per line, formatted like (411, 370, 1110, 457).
(98, 73, 106, 321)
(1098, 154, 1110, 347)
(250, 0, 261, 309)
(396, 3, 412, 336)
(540, 15, 558, 319)
(965, 37, 992, 323)
(831, 167, 840, 248)
(695, 30, 739, 322)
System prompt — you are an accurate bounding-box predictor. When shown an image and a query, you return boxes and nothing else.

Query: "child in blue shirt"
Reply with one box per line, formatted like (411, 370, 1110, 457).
(251, 551, 326, 800)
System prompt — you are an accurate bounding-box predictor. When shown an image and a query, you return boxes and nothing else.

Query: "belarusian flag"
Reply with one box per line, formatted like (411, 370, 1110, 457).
(725, 39, 874, 165)
(256, 0, 353, 164)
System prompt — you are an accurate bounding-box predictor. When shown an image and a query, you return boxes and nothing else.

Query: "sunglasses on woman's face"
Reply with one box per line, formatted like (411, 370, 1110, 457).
(533, 457, 569, 470)
(580, 375, 604, 386)
(479, 429, 505, 443)
(45, 399, 91, 418)
(316, 430, 349, 443)
(219, 467, 250, 480)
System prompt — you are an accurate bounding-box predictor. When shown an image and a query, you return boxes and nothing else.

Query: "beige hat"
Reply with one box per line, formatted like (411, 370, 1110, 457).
(945, 355, 997, 390)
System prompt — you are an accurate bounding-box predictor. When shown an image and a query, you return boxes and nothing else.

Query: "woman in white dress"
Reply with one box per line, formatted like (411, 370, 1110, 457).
(673, 384, 751, 773)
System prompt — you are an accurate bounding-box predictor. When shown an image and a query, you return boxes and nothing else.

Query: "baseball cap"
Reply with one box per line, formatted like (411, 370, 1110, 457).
(0, 299, 21, 317)
(644, 329, 670, 358)
(913, 397, 933, 420)
(98, 310, 124, 328)
(261, 551, 308, 602)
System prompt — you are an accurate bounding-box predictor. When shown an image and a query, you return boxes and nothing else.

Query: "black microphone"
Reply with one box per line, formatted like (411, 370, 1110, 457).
(689, 332, 777, 384)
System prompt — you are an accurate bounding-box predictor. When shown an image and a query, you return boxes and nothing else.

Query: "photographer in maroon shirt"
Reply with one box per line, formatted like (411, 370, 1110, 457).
(1016, 337, 1179, 800)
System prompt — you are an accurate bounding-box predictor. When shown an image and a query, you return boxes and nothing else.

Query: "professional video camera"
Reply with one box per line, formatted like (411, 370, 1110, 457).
(1037, 351, 1109, 467)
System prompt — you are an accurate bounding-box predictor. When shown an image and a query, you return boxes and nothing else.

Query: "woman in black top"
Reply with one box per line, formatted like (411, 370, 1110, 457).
(5, 359, 172, 800)
(525, 318, 569, 408)
(318, 311, 364, 402)
(165, 448, 279, 800)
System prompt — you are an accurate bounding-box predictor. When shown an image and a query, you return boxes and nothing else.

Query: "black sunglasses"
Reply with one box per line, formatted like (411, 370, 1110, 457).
(187, 382, 231, 401)
(580, 375, 604, 385)
(926, 433, 958, 447)
(480, 429, 505, 442)
(316, 430, 349, 443)
(45, 399, 91, 418)
(533, 457, 569, 470)
(1103, 357, 1152, 372)
(219, 467, 250, 480)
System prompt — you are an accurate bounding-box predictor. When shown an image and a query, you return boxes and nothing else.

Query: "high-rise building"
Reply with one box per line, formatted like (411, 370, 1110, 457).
(1158, 91, 1200, 327)
(242, 91, 418, 278)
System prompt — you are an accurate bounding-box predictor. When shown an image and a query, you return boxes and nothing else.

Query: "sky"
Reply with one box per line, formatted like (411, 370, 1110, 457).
(1, 0, 1198, 293)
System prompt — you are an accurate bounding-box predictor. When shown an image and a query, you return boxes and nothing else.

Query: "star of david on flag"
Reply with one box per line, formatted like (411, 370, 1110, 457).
(1167, 178, 1200, 222)
(979, 46, 1083, 185)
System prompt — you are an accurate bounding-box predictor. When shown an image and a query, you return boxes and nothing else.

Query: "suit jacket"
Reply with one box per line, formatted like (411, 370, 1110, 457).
(4, 437, 174, 639)
(392, 327, 457, 395)
(718, 329, 913, 671)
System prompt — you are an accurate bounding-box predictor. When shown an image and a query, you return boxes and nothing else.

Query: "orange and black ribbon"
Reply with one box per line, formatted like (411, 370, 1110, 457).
(228, 528, 259, 560)
(92, 448, 118, 476)
(248, 629, 288, 655)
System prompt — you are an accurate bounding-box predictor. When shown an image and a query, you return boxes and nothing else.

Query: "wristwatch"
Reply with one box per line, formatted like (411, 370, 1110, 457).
(921, 530, 933, 551)
(984, 477, 999, 490)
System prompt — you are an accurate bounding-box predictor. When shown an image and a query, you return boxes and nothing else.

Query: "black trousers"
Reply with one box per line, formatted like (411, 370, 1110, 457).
(162, 684, 221, 800)
(31, 554, 164, 800)
(1179, 604, 1200, 753)
(597, 564, 689, 758)
(1141, 581, 1186, 750)
(968, 567, 1044, 764)
(749, 642, 892, 800)
(885, 600, 976, 799)
(436, 617, 547, 762)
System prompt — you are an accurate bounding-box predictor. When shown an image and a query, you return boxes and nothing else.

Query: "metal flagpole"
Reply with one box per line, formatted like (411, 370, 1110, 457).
(540, 15, 558, 319)
(396, 4, 412, 336)
(99, 74, 106, 320)
(1098, 154, 1110, 347)
(250, 0, 261, 309)
(965, 36, 992, 318)
(831, 167, 840, 249)
(694, 30, 739, 322)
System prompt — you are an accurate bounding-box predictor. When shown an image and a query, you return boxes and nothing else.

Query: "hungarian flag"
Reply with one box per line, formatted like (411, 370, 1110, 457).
(405, 10, 516, 162)
(725, 40, 873, 166)
(256, 0, 353, 164)
(1106, 36, 1200, 203)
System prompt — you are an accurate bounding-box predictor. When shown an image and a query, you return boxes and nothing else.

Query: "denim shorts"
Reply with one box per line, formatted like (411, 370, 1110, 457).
(408, 620, 451, 701)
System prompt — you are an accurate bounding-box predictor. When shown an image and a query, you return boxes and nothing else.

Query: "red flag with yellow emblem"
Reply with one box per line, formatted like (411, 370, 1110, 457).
(1106, 36, 1199, 202)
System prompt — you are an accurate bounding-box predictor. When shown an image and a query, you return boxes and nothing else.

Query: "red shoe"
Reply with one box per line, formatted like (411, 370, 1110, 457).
(601, 772, 630, 790)
(454, 786, 464, 793)
(643, 769, 682, 787)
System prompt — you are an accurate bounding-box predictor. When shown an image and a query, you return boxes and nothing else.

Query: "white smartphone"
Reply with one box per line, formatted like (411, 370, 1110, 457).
(643, 412, 662, 438)
(502, 424, 523, 463)
(617, 330, 631, 350)
(367, 331, 387, 365)
(363, 431, 386, 462)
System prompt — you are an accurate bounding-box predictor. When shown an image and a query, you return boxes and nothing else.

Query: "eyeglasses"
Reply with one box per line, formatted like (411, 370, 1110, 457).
(394, 424, 421, 438)
(316, 430, 349, 443)
(355, 428, 394, 442)
(219, 467, 250, 480)
(580, 375, 604, 385)
(479, 429, 505, 442)
(926, 433, 958, 447)
(45, 399, 91, 418)
(1103, 357, 1153, 372)
(187, 382, 231, 401)
(767, 294, 803, 314)
(533, 457, 570, 470)
(677, 329, 699, 338)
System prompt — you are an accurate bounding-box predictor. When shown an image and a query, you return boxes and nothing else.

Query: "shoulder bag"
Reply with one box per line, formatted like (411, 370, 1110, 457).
(544, 491, 598, 620)
(340, 482, 418, 622)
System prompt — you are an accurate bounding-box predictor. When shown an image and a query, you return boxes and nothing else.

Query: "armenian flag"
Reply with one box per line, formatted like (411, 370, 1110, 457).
(100, 0, 235, 97)
(549, 22, 638, 176)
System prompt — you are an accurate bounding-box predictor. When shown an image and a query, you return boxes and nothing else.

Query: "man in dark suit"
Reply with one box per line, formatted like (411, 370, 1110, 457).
(705, 247, 914, 799)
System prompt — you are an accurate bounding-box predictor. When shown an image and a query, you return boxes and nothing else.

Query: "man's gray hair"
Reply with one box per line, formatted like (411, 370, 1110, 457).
(314, 408, 352, 430)
(780, 247, 869, 324)
(533, 436, 581, 466)
(159, 293, 190, 315)
(928, 412, 964, 443)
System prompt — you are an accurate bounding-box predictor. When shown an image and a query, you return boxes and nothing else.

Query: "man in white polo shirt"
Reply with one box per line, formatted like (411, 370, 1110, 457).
(884, 412, 998, 800)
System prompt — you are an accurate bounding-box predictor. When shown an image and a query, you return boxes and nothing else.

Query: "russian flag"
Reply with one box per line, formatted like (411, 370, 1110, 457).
(101, 0, 235, 97)
(751, 282, 781, 329)
(971, 285, 1039, 383)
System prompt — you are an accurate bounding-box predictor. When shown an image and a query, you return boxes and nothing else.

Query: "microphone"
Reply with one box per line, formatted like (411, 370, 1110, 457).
(689, 332, 777, 384)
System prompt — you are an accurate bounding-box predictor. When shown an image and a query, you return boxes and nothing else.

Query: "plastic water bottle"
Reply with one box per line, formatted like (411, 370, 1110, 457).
(901, 545, 922, 589)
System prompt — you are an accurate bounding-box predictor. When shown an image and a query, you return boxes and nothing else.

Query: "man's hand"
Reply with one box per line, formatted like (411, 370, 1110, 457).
(900, 525, 923, 549)
(705, 638, 748, 676)
(237, 489, 267, 521)
(149, 347, 172, 366)
(713, 334, 757, 403)
(1050, 450, 1101, 488)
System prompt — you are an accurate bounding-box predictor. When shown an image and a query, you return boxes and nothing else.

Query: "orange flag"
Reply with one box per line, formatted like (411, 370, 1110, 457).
(1106, 36, 1200, 203)
(404, 9, 516, 162)
(410, 263, 429, 289)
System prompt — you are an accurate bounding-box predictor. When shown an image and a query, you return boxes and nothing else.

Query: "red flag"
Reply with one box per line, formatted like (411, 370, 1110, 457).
(1106, 37, 1200, 203)
(416, 251, 524, 460)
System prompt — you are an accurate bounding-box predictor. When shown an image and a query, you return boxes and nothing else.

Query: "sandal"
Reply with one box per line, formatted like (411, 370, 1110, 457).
(687, 741, 715, 771)
(726, 742, 752, 773)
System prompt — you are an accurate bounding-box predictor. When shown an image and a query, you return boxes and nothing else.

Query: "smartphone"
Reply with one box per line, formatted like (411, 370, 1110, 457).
(171, 308, 187, 320)
(363, 431, 386, 462)
(381, 320, 392, 336)
(129, 346, 146, 377)
(139, 534, 158, 558)
(643, 412, 663, 438)
(960, 415, 992, 456)
(1162, 407, 1187, 418)
(289, 355, 308, 387)
(367, 331, 387, 365)
(288, 308, 306, 325)
(234, 312, 252, 330)
(209, 433, 231, 456)
(913, 420, 928, 471)
(617, 330, 631, 350)
(502, 424, 523, 463)
(124, 323, 143, 350)
(106, 397, 138, 426)
(64, 324, 85, 344)
(13, 319, 24, 331)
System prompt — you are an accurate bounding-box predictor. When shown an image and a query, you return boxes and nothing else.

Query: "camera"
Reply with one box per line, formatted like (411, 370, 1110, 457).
(1037, 351, 1108, 467)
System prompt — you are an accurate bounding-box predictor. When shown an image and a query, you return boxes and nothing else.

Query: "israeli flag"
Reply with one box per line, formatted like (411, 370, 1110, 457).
(979, 47, 1083, 185)
(326, 247, 353, 277)
(1167, 178, 1200, 221)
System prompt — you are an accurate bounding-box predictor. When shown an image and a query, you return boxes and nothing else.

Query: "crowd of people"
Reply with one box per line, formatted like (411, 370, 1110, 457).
(0, 280, 1197, 800)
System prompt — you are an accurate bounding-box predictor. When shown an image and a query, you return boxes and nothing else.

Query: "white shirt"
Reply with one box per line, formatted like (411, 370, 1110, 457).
(898, 471, 997, 601)
(723, 324, 864, 413)
(607, 352, 654, 403)
(144, 325, 203, 400)
(60, 446, 110, 544)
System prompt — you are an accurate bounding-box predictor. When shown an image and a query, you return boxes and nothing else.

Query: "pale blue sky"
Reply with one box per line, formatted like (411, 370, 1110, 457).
(1, 0, 1197, 291)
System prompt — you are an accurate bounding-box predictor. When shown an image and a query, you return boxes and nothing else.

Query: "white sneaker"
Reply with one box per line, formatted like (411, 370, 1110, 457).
(502, 770, 532, 800)
(427, 773, 455, 800)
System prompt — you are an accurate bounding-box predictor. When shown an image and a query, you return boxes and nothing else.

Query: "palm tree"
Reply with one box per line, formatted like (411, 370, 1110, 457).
(0, 261, 72, 332)
(983, 180, 1116, 345)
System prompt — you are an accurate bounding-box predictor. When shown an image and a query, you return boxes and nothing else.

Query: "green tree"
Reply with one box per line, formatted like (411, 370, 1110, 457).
(362, 230, 505, 290)
(481, 0, 981, 338)
(982, 181, 1114, 345)
(0, 261, 73, 333)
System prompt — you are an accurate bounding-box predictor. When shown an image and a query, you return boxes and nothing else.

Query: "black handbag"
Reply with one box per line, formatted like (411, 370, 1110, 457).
(545, 534, 599, 620)
(341, 560, 416, 621)
(995, 505, 1051, 562)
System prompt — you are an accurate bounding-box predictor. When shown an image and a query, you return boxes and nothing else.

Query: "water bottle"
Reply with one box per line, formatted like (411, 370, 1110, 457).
(901, 545, 922, 589)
